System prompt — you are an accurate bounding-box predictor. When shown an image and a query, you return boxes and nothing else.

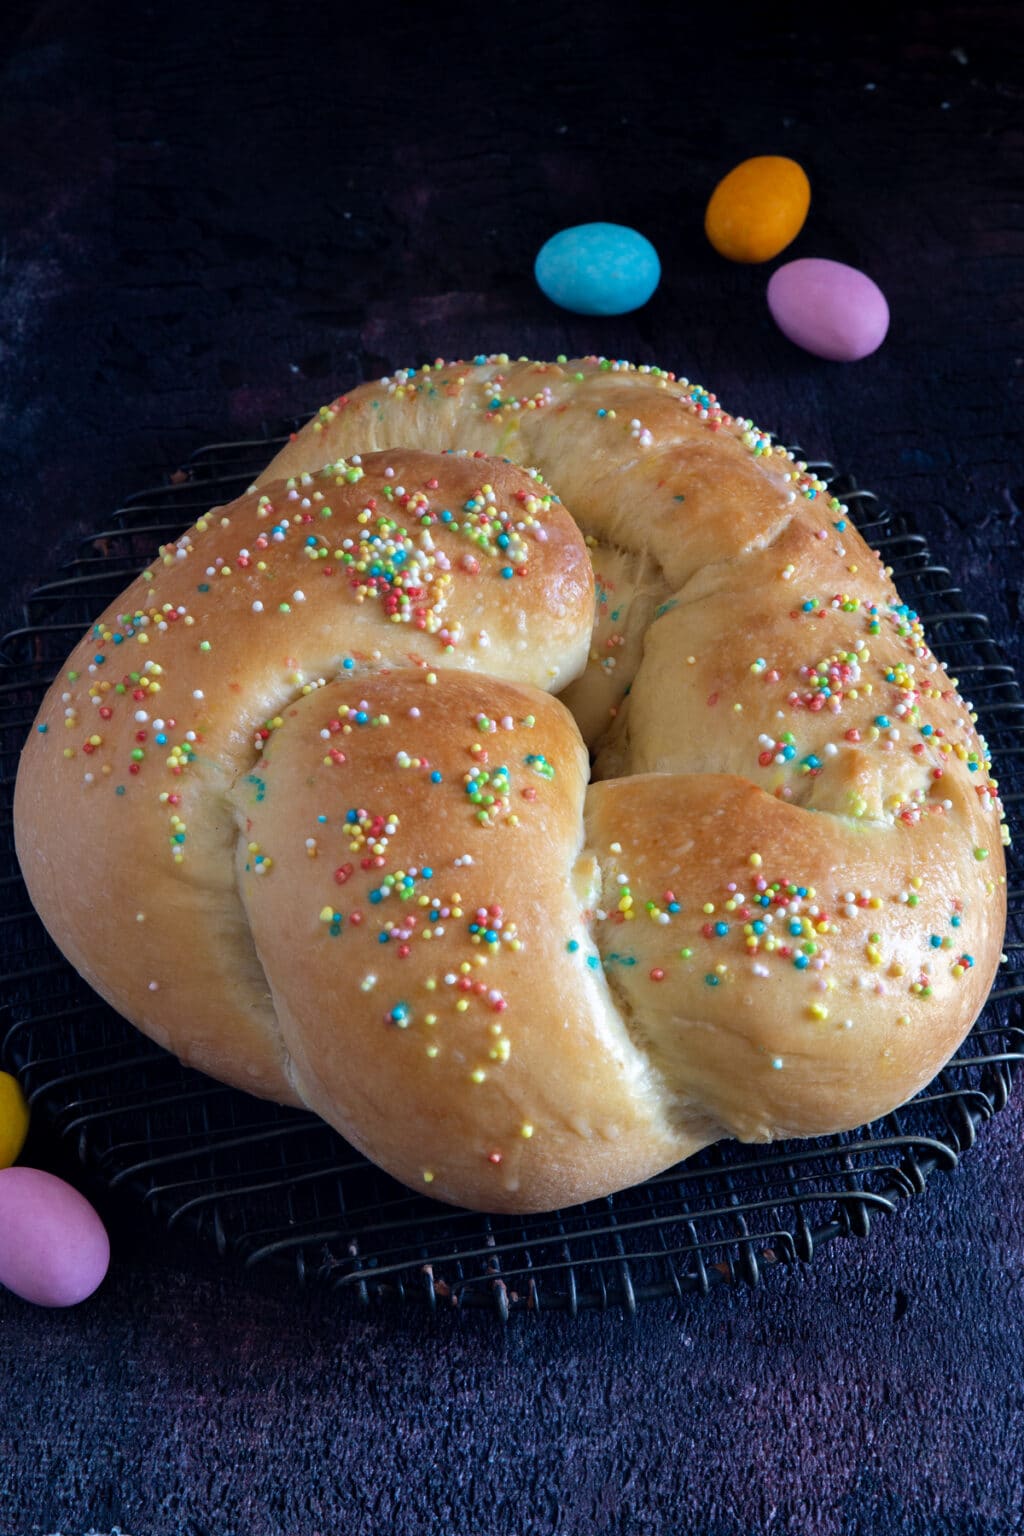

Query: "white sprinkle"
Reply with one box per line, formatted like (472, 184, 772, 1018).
(192, 690, 204, 701)
(252, 601, 264, 613)
(148, 981, 159, 992)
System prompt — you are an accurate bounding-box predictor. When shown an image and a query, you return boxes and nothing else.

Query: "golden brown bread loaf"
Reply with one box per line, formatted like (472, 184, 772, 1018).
(14, 356, 1009, 1212)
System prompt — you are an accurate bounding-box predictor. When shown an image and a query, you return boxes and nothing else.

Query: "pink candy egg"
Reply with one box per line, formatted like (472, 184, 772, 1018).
(767, 258, 890, 361)
(0, 1166, 110, 1307)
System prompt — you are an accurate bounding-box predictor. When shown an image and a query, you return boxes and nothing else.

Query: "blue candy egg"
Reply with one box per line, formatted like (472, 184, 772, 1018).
(534, 223, 660, 315)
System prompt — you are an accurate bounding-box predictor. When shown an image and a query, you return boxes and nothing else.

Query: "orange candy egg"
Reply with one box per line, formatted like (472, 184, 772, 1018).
(0, 1071, 29, 1169)
(705, 156, 811, 263)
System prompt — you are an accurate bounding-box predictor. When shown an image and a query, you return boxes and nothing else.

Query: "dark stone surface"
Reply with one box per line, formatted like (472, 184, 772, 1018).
(1, 3, 1023, 1533)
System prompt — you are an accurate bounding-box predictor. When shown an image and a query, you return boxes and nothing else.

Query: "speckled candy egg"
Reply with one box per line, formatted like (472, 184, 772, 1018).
(534, 223, 660, 315)
(767, 258, 890, 361)
(705, 156, 810, 263)
(0, 1071, 29, 1168)
(0, 1166, 110, 1307)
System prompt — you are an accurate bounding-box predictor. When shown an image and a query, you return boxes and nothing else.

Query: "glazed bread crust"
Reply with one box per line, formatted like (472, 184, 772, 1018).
(15, 357, 1008, 1211)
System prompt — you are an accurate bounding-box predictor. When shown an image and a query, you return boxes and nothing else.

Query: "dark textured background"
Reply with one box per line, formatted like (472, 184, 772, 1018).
(2, 4, 1023, 1533)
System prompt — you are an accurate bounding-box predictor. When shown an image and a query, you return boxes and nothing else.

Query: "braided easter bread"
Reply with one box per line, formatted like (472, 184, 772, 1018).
(15, 357, 1008, 1212)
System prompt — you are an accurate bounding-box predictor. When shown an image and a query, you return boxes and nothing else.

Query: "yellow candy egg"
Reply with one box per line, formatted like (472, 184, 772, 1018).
(0, 1071, 29, 1169)
(705, 155, 811, 263)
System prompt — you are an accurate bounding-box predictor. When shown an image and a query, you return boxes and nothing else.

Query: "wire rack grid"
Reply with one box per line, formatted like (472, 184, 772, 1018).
(1, 427, 1022, 1319)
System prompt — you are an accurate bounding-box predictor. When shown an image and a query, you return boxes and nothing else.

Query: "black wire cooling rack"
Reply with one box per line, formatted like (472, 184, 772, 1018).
(2, 430, 1022, 1318)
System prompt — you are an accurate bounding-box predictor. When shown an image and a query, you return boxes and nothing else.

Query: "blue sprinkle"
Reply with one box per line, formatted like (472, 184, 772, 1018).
(422, 867, 433, 879)
(37, 723, 47, 733)
(155, 733, 167, 745)
(112, 634, 123, 645)
(94, 654, 105, 665)
(752, 920, 766, 935)
(951, 915, 961, 927)
(500, 567, 514, 579)
(794, 955, 809, 970)
(586, 955, 600, 970)
(343, 658, 355, 670)
(115, 785, 126, 796)
(567, 939, 580, 953)
(714, 922, 729, 937)
(875, 715, 890, 728)
(430, 771, 443, 783)
(705, 974, 720, 987)
(930, 935, 942, 948)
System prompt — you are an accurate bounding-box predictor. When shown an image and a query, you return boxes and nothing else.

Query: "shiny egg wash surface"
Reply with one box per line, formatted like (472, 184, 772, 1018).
(16, 358, 1009, 1213)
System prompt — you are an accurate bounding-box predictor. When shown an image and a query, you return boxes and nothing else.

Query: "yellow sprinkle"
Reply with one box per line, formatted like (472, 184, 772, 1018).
(456, 999, 469, 1013)
(470, 1068, 486, 1083)
(749, 852, 762, 868)
(422, 1170, 435, 1184)
(520, 1123, 534, 1139)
